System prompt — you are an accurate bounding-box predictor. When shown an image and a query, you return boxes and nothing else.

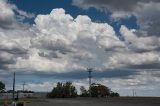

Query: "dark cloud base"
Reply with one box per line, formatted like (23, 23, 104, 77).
(12, 69, 138, 80)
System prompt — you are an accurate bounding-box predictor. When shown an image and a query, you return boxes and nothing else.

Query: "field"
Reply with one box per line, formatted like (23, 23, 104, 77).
(24, 97, 160, 106)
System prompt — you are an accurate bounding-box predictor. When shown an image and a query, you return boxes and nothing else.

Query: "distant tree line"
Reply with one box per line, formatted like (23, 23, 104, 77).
(47, 82, 120, 98)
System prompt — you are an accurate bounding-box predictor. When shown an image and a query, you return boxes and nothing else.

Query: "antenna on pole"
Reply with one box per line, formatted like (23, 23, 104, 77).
(13, 72, 15, 100)
(87, 68, 93, 97)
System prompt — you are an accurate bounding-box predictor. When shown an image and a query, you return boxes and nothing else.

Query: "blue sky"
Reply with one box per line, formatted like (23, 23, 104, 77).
(0, 0, 160, 96)
(9, 0, 139, 34)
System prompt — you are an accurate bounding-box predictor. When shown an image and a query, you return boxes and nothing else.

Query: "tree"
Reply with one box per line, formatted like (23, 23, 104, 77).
(65, 82, 77, 97)
(0, 81, 5, 93)
(90, 84, 99, 97)
(47, 82, 77, 98)
(110, 92, 120, 97)
(90, 83, 120, 97)
(80, 86, 89, 97)
(97, 84, 110, 97)
(90, 83, 111, 97)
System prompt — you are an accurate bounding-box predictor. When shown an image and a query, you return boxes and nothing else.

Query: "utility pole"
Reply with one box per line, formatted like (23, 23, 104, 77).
(87, 68, 93, 97)
(22, 82, 26, 92)
(13, 72, 15, 100)
(132, 89, 135, 97)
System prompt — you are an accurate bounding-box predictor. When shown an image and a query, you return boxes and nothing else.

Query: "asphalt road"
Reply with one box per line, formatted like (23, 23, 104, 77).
(26, 97, 160, 106)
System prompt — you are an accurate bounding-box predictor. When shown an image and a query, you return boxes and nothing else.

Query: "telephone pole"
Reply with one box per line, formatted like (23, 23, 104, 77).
(22, 82, 26, 92)
(13, 72, 15, 100)
(132, 89, 136, 97)
(87, 68, 93, 97)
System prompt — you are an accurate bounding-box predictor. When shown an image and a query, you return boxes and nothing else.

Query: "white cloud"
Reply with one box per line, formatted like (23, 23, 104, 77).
(11, 8, 123, 73)
(11, 48, 69, 73)
(134, 2, 160, 36)
(0, 5, 159, 74)
(0, 0, 14, 18)
(104, 51, 160, 69)
(72, 0, 160, 38)
(0, 0, 35, 29)
(0, 0, 15, 28)
(120, 25, 160, 51)
(34, 8, 122, 47)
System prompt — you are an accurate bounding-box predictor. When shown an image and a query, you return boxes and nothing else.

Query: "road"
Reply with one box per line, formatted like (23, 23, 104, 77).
(26, 97, 160, 106)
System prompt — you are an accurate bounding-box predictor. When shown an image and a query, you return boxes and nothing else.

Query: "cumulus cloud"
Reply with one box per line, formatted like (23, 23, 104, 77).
(72, 0, 160, 71)
(0, 0, 35, 71)
(33, 8, 123, 48)
(72, 0, 159, 18)
(0, 3, 126, 74)
(72, 0, 160, 37)
(120, 25, 160, 52)
(0, 0, 34, 29)
(10, 8, 124, 73)
(0, 0, 15, 28)
(0, 4, 159, 74)
(102, 25, 160, 69)
(105, 51, 160, 69)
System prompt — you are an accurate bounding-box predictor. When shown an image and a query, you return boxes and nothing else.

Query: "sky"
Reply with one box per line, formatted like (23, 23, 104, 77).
(0, 0, 160, 97)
